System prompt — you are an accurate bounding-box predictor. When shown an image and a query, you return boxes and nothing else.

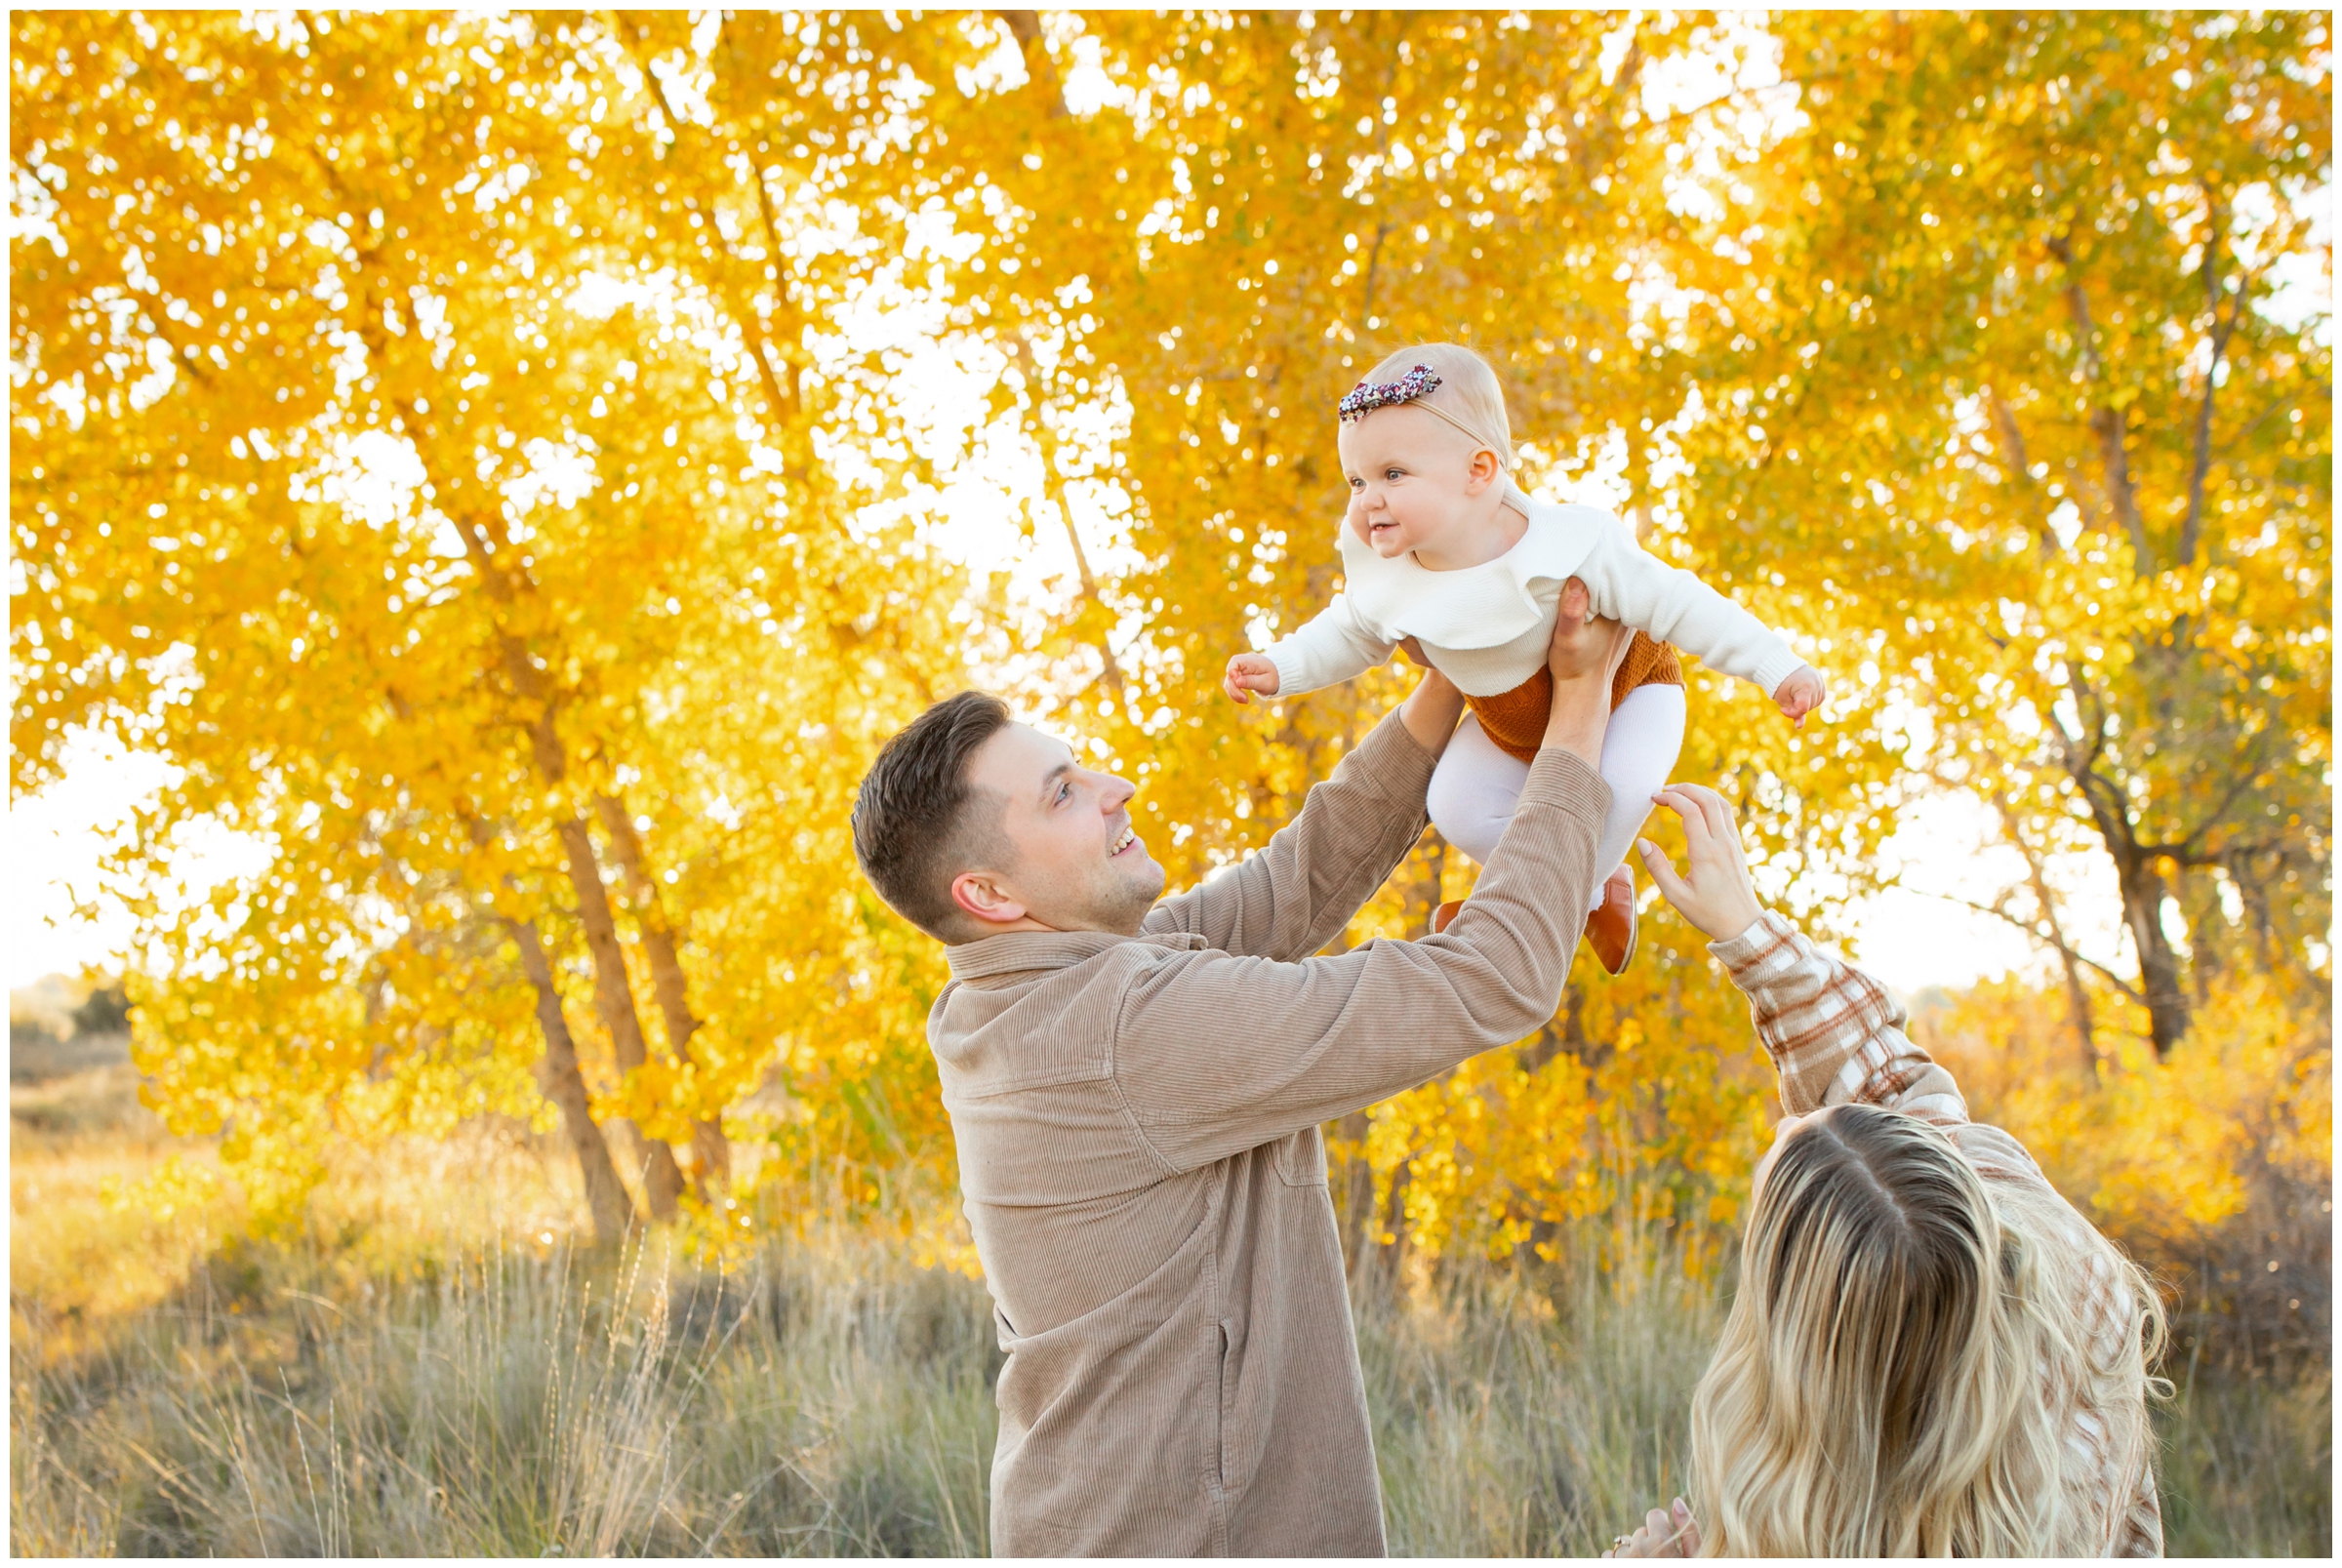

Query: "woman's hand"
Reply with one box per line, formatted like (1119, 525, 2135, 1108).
(1773, 664, 1828, 728)
(1635, 783, 1765, 945)
(1224, 653, 1282, 704)
(1602, 1498, 1700, 1558)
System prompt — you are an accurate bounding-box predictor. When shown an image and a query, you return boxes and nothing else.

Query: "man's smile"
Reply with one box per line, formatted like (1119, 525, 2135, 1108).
(1110, 824, 1139, 858)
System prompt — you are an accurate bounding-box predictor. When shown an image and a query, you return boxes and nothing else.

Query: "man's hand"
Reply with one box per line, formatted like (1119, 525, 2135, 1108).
(1540, 577, 1624, 765)
(1602, 1498, 1700, 1558)
(1635, 784, 1765, 944)
(1225, 653, 1281, 704)
(1773, 663, 1828, 728)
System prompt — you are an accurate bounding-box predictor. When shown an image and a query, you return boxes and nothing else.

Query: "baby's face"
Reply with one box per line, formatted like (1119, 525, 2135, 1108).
(1337, 405, 1490, 561)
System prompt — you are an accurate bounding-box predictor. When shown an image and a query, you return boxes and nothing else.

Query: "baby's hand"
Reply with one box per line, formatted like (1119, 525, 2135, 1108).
(1773, 664, 1828, 728)
(1225, 653, 1282, 705)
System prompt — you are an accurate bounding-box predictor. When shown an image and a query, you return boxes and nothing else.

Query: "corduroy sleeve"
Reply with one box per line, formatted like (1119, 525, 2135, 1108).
(1143, 703, 1437, 963)
(1115, 748, 1611, 1172)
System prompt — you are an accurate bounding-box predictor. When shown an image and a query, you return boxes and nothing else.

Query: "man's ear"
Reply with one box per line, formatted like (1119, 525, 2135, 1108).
(950, 868, 1028, 928)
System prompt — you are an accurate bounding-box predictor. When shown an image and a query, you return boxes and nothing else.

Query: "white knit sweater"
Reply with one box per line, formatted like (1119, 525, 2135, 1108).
(1264, 488, 1807, 702)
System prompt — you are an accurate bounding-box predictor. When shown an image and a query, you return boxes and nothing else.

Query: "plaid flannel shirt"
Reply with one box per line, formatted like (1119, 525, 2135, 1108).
(1714, 910, 2164, 1558)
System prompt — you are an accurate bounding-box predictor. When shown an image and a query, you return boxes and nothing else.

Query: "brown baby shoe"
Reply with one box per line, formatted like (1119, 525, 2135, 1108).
(1584, 866, 1637, 975)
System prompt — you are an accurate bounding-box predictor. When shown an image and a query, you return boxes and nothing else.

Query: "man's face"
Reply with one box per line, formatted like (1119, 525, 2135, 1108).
(952, 721, 1165, 937)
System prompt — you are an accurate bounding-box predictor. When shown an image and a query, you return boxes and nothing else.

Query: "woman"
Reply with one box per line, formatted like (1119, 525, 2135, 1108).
(1605, 784, 2166, 1557)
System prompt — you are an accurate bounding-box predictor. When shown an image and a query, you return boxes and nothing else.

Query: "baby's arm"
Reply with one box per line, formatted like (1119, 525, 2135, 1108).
(1572, 527, 1825, 722)
(1228, 592, 1396, 704)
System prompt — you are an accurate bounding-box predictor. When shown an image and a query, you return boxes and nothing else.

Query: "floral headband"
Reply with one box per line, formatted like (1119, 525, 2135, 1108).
(1337, 362, 1508, 457)
(1338, 363, 1442, 422)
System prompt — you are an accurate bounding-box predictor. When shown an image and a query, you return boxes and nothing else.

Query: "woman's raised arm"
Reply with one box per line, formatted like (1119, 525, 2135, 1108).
(1636, 784, 1966, 1127)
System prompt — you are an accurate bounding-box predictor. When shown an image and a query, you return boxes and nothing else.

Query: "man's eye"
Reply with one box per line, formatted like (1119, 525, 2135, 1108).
(1056, 783, 1070, 804)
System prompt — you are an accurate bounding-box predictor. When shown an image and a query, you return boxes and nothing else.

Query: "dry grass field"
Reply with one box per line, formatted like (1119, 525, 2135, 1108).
(11, 1044, 2330, 1557)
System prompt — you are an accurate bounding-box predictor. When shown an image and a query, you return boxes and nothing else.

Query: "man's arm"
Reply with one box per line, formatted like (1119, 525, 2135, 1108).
(1143, 665, 1465, 964)
(1115, 747, 1611, 1172)
(1112, 598, 1619, 1169)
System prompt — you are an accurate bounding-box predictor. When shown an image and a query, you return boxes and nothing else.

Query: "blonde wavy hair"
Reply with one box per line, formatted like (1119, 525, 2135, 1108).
(1688, 1105, 2165, 1556)
(1359, 342, 1515, 469)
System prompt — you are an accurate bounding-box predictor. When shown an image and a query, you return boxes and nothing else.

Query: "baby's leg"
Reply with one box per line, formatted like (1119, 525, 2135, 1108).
(1588, 683, 1689, 911)
(1426, 713, 1531, 865)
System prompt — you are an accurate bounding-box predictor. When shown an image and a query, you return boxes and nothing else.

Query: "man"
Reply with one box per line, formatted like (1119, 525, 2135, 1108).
(850, 588, 1624, 1555)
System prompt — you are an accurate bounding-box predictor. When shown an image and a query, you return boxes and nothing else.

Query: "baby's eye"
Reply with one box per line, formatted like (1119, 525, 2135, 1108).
(1385, 466, 1403, 481)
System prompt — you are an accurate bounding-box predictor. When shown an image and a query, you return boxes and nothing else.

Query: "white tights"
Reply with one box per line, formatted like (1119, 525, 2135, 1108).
(1426, 683, 1688, 913)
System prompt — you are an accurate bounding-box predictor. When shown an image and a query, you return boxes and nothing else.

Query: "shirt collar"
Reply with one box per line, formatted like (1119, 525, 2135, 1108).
(944, 922, 1211, 984)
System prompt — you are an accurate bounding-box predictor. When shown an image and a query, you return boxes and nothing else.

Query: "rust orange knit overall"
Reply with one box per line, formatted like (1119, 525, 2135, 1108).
(1462, 630, 1683, 763)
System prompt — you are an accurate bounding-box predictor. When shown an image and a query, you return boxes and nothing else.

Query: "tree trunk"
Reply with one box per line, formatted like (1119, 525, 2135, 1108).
(594, 792, 731, 1194)
(2116, 855, 2192, 1058)
(557, 814, 689, 1219)
(2054, 671, 2193, 1056)
(506, 916, 634, 1246)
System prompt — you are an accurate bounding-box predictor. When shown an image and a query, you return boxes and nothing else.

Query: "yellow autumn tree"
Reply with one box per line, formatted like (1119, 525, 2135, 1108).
(13, 11, 985, 1243)
(13, 12, 2327, 1292)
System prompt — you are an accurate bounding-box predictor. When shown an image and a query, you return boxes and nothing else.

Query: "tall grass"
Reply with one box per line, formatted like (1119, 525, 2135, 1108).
(13, 1228, 1002, 1556)
(1359, 1237, 1725, 1555)
(11, 1067, 2330, 1556)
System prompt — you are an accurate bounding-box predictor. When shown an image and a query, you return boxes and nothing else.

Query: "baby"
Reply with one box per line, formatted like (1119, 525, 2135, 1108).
(1224, 343, 1825, 973)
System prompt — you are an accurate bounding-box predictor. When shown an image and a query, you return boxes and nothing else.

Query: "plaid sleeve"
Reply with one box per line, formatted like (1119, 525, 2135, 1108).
(1716, 911, 2161, 1555)
(1709, 911, 1968, 1126)
(1958, 1123, 2166, 1559)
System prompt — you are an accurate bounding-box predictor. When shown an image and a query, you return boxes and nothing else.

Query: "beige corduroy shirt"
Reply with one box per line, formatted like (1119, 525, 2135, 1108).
(930, 707, 1610, 1556)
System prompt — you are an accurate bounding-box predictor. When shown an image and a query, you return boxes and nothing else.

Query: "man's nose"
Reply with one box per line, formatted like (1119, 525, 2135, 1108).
(1096, 771, 1136, 812)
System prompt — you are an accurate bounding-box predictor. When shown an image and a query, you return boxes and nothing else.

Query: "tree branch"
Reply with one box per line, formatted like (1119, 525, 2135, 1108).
(1989, 787, 2098, 1067)
(2178, 184, 2241, 568)
(2046, 231, 2153, 575)
(1935, 890, 2147, 1003)
(1986, 388, 2064, 561)
(1009, 335, 1126, 696)
(995, 11, 1069, 117)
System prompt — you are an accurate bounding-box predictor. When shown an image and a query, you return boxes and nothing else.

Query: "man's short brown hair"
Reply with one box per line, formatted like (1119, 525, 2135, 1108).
(852, 691, 1017, 943)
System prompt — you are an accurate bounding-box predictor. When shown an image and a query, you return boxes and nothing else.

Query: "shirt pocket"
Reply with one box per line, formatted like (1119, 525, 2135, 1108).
(1272, 1125, 1328, 1187)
